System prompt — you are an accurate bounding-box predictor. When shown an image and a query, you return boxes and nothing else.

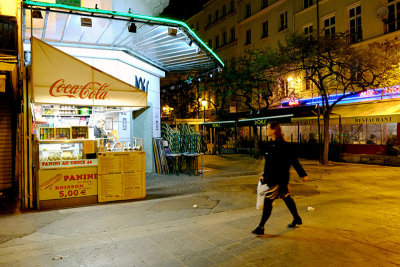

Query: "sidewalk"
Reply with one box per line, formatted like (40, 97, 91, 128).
(1, 155, 400, 266)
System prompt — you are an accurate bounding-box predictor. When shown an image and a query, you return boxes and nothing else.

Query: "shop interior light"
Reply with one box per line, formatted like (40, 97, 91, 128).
(128, 22, 137, 33)
(32, 10, 43, 19)
(168, 28, 177, 36)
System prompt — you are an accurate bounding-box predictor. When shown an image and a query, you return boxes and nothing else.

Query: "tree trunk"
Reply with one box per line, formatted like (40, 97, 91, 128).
(253, 125, 259, 158)
(322, 113, 330, 165)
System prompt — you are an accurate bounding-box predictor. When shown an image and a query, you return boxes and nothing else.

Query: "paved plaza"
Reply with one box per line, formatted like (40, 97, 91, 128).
(0, 154, 400, 266)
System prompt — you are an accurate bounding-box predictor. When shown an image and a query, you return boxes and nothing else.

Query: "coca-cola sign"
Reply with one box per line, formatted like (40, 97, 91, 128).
(49, 79, 109, 100)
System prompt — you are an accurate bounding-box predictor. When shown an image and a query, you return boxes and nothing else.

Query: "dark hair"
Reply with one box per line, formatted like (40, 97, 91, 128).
(268, 121, 284, 141)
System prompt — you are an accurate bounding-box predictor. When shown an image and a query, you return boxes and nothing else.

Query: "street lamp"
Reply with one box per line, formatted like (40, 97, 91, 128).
(201, 98, 207, 122)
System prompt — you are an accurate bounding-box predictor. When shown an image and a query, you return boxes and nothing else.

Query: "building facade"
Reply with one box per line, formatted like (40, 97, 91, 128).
(187, 0, 398, 100)
(186, 0, 400, 163)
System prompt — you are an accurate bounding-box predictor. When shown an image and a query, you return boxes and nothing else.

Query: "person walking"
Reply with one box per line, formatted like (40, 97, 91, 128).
(252, 122, 308, 236)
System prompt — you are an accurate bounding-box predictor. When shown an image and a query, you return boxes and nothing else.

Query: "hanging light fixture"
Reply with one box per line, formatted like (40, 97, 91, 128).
(32, 10, 43, 19)
(128, 22, 137, 33)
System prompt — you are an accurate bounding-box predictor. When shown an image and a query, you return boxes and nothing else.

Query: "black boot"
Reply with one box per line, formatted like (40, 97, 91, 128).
(288, 218, 302, 228)
(252, 226, 264, 235)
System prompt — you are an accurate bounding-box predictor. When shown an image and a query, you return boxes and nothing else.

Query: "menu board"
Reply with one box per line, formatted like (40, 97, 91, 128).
(98, 173, 123, 202)
(98, 151, 145, 202)
(38, 166, 98, 200)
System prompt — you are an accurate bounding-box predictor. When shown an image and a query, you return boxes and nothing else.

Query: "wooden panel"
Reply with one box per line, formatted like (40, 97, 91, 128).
(0, 98, 13, 190)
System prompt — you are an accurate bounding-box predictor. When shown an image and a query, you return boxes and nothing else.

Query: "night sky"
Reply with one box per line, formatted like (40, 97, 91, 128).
(160, 0, 208, 20)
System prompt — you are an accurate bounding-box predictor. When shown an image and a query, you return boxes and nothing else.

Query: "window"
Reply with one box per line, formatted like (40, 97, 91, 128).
(208, 39, 212, 48)
(304, 0, 313, 9)
(279, 11, 288, 31)
(324, 15, 335, 36)
(279, 78, 289, 96)
(305, 69, 313, 90)
(215, 35, 220, 49)
(262, 0, 268, 9)
(351, 62, 362, 82)
(222, 5, 227, 17)
(208, 14, 212, 25)
(246, 4, 251, 18)
(304, 24, 313, 37)
(349, 5, 362, 43)
(387, 0, 400, 33)
(215, 10, 219, 22)
(223, 31, 227, 45)
(262, 21, 268, 38)
(245, 29, 251, 45)
(230, 1, 234, 12)
(230, 27, 236, 42)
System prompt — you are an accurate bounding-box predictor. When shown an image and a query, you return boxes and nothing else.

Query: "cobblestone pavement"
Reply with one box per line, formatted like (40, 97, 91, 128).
(1, 154, 400, 266)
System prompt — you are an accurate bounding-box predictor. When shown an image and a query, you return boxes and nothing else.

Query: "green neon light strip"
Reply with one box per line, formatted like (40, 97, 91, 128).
(24, 0, 224, 68)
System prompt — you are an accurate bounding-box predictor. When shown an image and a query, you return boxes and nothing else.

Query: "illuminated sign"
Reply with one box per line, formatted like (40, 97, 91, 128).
(360, 91, 375, 97)
(212, 123, 221, 128)
(281, 85, 400, 107)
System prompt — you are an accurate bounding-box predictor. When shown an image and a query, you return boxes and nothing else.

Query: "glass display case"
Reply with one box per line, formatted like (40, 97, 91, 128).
(39, 141, 83, 165)
(98, 137, 143, 152)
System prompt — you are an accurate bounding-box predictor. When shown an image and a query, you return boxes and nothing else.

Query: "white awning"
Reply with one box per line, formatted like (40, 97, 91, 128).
(31, 37, 147, 107)
(23, 0, 224, 72)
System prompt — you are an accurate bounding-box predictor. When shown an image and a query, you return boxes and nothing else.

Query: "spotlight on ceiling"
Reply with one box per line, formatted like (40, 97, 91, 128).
(128, 22, 137, 33)
(168, 28, 177, 36)
(32, 10, 43, 19)
(81, 18, 92, 27)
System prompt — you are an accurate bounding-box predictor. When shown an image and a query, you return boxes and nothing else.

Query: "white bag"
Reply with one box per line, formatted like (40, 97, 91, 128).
(256, 181, 268, 210)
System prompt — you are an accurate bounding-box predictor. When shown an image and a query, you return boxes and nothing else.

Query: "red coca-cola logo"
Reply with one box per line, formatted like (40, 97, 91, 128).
(49, 79, 109, 100)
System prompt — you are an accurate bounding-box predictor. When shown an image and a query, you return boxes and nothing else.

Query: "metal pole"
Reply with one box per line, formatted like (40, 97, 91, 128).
(339, 115, 342, 161)
(316, 0, 320, 39)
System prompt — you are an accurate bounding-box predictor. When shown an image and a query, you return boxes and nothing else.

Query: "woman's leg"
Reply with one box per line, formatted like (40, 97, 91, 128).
(259, 197, 274, 227)
(283, 195, 302, 225)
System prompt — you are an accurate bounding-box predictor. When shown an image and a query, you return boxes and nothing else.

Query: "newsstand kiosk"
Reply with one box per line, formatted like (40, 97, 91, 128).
(31, 38, 149, 209)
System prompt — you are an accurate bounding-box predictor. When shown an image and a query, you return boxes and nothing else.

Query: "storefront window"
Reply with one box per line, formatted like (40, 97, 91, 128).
(342, 123, 398, 145)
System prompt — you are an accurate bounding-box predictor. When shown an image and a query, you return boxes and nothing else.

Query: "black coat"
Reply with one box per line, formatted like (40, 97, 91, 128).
(262, 140, 307, 187)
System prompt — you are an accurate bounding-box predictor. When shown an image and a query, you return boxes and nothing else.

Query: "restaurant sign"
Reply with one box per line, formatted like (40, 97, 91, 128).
(346, 115, 399, 125)
(254, 119, 268, 126)
(31, 38, 147, 107)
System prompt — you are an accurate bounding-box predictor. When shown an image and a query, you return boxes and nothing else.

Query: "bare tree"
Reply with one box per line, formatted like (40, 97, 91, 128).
(279, 33, 400, 164)
(216, 48, 291, 156)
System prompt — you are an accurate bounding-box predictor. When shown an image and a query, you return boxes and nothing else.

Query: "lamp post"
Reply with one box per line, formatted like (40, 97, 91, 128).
(201, 98, 207, 122)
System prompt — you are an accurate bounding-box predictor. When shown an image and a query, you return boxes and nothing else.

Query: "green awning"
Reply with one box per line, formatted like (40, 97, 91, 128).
(237, 114, 293, 127)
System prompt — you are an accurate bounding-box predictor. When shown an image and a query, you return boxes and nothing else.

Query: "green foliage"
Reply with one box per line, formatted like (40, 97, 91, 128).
(220, 48, 284, 112)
